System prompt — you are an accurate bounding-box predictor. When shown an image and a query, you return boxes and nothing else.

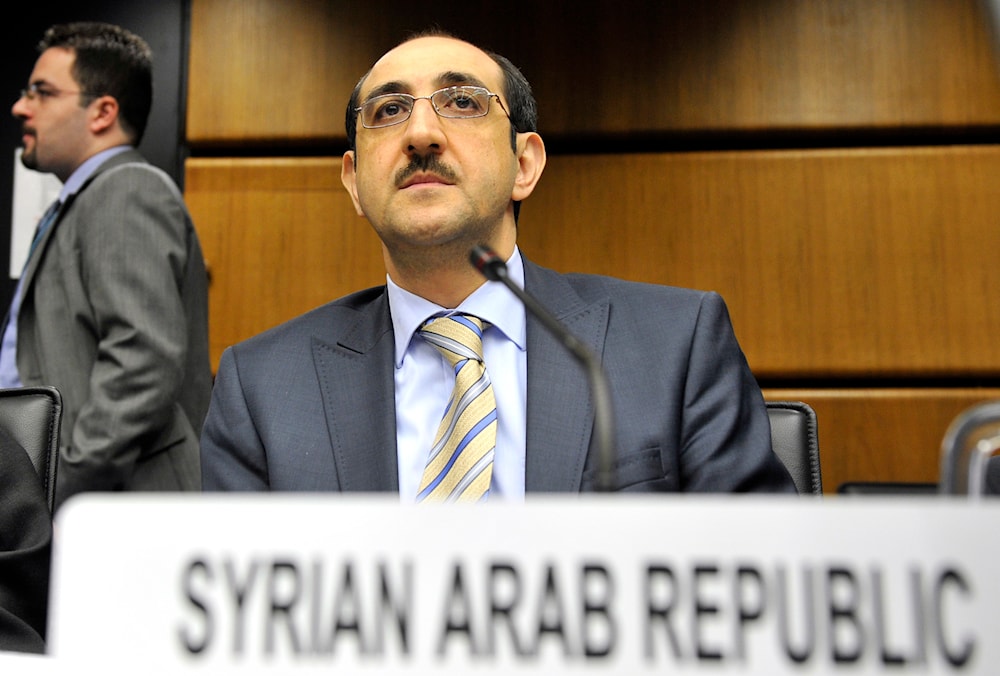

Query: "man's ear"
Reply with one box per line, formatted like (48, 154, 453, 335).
(341, 150, 365, 216)
(512, 131, 546, 203)
(88, 95, 120, 135)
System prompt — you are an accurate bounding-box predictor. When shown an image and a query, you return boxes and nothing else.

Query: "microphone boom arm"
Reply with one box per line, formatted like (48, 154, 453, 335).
(470, 245, 617, 491)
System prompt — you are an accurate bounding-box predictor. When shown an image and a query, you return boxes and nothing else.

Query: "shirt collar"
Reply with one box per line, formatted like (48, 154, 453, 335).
(59, 145, 133, 202)
(387, 246, 527, 367)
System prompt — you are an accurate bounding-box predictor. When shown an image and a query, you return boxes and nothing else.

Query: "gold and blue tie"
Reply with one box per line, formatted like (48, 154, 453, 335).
(417, 314, 496, 502)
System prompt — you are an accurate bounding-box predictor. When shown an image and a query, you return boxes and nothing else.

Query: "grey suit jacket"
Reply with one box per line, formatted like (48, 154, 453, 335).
(16, 150, 212, 509)
(201, 258, 794, 494)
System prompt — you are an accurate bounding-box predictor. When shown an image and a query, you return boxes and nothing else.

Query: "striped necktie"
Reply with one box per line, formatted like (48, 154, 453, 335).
(26, 200, 61, 263)
(0, 199, 62, 386)
(417, 314, 497, 503)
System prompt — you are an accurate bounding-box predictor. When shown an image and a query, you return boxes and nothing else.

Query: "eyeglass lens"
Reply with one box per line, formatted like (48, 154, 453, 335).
(361, 86, 494, 128)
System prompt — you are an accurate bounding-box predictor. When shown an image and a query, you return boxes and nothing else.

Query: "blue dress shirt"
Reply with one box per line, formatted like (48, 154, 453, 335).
(389, 247, 528, 501)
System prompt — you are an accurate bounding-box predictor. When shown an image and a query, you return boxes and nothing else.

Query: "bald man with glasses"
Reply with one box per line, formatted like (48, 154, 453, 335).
(201, 30, 796, 499)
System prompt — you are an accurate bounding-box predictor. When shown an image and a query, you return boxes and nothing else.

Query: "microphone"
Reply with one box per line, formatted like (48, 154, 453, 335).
(469, 245, 617, 492)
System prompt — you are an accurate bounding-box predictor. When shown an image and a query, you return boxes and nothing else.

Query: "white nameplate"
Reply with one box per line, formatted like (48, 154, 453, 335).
(48, 494, 999, 674)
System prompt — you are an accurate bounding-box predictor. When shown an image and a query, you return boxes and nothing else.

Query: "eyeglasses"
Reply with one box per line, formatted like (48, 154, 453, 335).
(19, 83, 99, 103)
(355, 85, 510, 129)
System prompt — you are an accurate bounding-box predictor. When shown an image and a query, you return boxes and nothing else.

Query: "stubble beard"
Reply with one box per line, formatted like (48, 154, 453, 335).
(19, 143, 38, 171)
(382, 209, 498, 280)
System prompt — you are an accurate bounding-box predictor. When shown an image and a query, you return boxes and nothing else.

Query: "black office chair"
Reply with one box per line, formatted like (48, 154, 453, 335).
(837, 481, 937, 495)
(0, 386, 62, 512)
(766, 400, 822, 495)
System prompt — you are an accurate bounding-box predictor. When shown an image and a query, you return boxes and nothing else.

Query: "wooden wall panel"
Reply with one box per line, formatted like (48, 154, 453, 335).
(184, 156, 1000, 492)
(187, 158, 1000, 493)
(518, 146, 1000, 378)
(186, 0, 1000, 145)
(763, 388, 1000, 493)
(187, 0, 360, 144)
(183, 0, 1000, 491)
(184, 158, 384, 368)
(521, 0, 1000, 135)
(186, 149, 1000, 379)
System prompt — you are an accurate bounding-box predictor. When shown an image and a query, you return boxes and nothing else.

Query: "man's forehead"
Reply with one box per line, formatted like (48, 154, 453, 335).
(32, 47, 76, 81)
(362, 37, 501, 97)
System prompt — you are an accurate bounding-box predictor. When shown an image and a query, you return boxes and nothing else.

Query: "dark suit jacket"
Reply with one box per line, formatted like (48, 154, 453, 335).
(0, 426, 50, 653)
(201, 258, 795, 493)
(15, 150, 212, 509)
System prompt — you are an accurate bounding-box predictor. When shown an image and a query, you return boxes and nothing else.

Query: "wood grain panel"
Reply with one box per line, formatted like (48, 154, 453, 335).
(186, 0, 1000, 144)
(184, 160, 1000, 496)
(187, 0, 361, 144)
(184, 158, 384, 368)
(186, 149, 1000, 377)
(523, 0, 1000, 135)
(518, 146, 1000, 378)
(763, 388, 1000, 493)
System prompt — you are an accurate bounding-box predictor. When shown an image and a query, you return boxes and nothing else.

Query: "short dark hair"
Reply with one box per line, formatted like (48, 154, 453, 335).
(40, 22, 153, 145)
(345, 29, 538, 153)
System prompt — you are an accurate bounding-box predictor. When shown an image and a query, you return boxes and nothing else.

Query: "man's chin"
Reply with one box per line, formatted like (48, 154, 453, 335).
(18, 151, 38, 171)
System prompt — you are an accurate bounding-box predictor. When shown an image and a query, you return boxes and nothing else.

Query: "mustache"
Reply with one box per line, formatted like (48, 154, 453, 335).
(394, 154, 457, 187)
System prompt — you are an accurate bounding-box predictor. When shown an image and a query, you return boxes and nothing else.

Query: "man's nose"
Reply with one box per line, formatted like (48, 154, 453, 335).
(403, 98, 446, 153)
(12, 94, 29, 119)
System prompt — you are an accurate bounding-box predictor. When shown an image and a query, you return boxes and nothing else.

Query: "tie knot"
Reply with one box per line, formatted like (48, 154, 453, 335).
(419, 314, 487, 366)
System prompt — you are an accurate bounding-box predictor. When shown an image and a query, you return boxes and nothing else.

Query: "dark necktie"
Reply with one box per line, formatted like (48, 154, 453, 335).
(26, 200, 61, 263)
(0, 199, 62, 382)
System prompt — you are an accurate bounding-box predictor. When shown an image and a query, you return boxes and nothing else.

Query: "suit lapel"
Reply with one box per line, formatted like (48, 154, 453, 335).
(20, 150, 143, 293)
(304, 263, 611, 494)
(522, 261, 610, 492)
(311, 292, 399, 492)
(20, 199, 69, 292)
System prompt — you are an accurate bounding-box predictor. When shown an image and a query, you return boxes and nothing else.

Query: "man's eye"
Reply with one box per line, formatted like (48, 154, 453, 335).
(440, 89, 484, 114)
(373, 98, 410, 122)
(30, 86, 56, 99)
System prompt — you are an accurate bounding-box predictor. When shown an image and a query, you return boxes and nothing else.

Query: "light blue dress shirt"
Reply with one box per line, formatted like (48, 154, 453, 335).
(389, 247, 528, 502)
(0, 145, 133, 388)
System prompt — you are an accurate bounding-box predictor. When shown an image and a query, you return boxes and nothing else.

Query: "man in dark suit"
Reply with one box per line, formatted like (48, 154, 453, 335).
(200, 31, 795, 497)
(0, 426, 50, 653)
(4, 23, 211, 510)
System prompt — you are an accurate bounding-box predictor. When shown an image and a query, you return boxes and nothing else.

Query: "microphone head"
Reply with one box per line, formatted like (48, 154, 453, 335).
(469, 244, 507, 282)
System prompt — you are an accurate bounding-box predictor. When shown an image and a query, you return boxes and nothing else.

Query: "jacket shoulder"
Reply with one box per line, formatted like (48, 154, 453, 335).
(232, 285, 388, 351)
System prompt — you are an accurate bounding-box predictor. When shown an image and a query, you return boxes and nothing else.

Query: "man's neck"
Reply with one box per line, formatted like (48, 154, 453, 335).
(384, 252, 485, 309)
(384, 236, 516, 309)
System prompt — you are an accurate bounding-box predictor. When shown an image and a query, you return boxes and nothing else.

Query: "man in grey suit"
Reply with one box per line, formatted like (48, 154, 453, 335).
(4, 23, 211, 510)
(201, 31, 795, 497)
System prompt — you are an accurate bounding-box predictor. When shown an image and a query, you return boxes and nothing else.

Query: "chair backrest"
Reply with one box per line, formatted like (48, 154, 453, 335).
(766, 400, 822, 495)
(837, 481, 937, 495)
(938, 398, 1000, 496)
(0, 386, 62, 512)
